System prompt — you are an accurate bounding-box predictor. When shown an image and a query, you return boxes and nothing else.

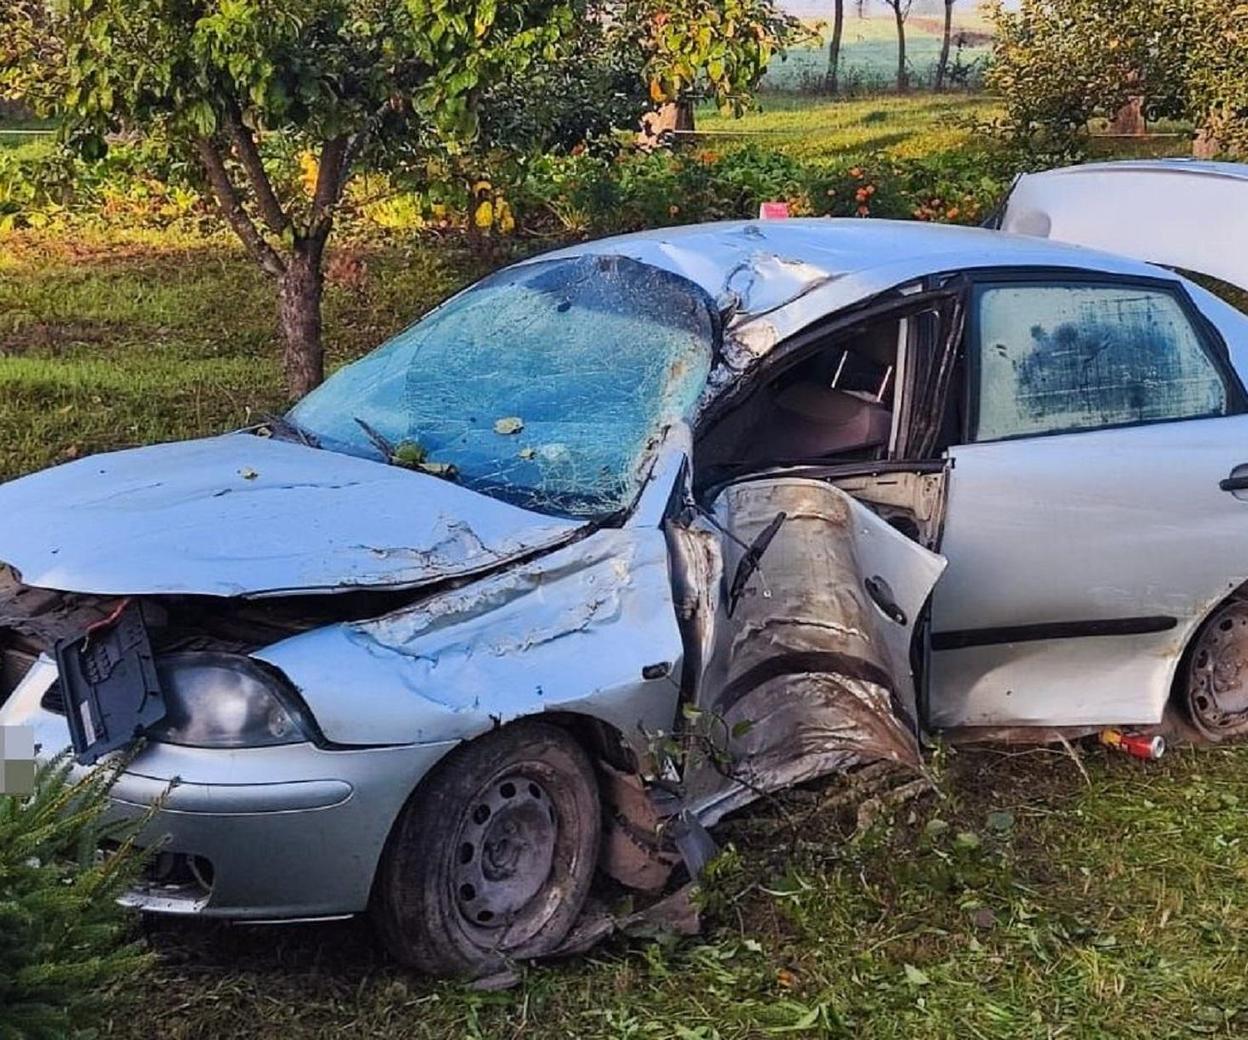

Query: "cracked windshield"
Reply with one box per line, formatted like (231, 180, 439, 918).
(288, 254, 715, 518)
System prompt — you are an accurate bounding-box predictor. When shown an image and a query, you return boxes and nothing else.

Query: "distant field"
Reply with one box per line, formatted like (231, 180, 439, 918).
(697, 93, 1001, 162)
(766, 13, 991, 92)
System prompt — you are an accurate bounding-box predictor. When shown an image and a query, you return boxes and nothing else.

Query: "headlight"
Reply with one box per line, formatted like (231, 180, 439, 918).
(148, 653, 313, 749)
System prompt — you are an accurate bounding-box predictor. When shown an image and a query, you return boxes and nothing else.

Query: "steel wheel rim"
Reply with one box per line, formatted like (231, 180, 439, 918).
(451, 770, 560, 946)
(1187, 600, 1248, 737)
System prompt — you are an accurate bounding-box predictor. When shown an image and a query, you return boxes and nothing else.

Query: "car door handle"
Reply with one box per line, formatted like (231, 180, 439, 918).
(865, 575, 907, 626)
(1219, 472, 1248, 493)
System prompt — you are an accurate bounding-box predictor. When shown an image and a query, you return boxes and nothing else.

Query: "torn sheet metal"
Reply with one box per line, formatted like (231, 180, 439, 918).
(540, 223, 849, 318)
(999, 160, 1248, 294)
(254, 527, 685, 752)
(0, 434, 580, 598)
(675, 478, 946, 826)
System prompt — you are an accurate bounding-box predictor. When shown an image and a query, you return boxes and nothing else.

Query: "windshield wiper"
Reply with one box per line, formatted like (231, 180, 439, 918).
(353, 416, 395, 461)
(353, 416, 459, 481)
(258, 413, 319, 448)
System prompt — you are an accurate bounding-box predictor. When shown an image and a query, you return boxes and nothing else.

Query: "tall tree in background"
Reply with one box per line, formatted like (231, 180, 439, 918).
(986, 0, 1192, 151)
(825, 0, 845, 95)
(1186, 1, 1248, 155)
(882, 0, 913, 94)
(934, 0, 957, 91)
(3, 0, 575, 397)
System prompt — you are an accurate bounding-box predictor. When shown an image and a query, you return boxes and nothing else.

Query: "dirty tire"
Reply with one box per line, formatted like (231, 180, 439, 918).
(1183, 598, 1248, 742)
(372, 721, 600, 978)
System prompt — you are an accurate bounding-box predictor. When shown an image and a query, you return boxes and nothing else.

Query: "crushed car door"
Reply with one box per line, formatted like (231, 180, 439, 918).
(669, 477, 946, 827)
(996, 161, 1248, 294)
(929, 272, 1248, 730)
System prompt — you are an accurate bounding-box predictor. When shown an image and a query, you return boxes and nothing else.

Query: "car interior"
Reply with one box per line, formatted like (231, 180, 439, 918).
(695, 316, 907, 484)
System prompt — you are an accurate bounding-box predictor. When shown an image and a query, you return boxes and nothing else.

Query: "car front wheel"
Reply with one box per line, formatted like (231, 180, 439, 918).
(372, 720, 600, 977)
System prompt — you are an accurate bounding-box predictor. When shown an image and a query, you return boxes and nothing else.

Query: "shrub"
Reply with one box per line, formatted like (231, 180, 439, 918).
(0, 129, 1016, 244)
(514, 141, 1012, 237)
(0, 756, 152, 1040)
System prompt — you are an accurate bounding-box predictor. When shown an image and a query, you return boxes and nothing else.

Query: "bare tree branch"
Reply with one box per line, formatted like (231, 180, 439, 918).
(194, 136, 287, 277)
(308, 133, 349, 242)
(224, 104, 290, 238)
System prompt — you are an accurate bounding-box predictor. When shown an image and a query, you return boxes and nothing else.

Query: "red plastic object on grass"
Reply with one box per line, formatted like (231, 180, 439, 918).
(1099, 729, 1166, 760)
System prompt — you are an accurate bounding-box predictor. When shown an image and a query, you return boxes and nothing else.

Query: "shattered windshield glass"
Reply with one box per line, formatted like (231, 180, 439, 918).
(288, 255, 716, 519)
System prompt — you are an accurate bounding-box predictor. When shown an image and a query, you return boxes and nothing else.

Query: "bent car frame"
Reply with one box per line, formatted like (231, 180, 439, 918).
(4, 160, 1248, 977)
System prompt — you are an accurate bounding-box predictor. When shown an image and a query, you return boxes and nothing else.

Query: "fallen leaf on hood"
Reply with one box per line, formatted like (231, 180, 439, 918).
(238, 467, 259, 480)
(391, 441, 427, 467)
(493, 416, 524, 435)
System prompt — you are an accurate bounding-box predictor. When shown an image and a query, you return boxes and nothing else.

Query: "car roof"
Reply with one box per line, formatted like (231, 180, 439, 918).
(544, 218, 1172, 319)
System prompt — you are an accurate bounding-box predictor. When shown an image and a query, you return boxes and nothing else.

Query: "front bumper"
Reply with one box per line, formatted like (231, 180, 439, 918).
(1, 657, 457, 919)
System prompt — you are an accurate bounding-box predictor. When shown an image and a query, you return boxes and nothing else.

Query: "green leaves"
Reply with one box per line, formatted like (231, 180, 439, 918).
(985, 0, 1225, 152)
(612, 0, 809, 113)
(11, 0, 576, 168)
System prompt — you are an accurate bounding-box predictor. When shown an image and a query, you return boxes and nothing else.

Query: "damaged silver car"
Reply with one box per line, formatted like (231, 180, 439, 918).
(3, 159, 1248, 977)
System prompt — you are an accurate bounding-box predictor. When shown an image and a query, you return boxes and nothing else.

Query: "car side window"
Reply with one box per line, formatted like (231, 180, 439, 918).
(971, 281, 1230, 442)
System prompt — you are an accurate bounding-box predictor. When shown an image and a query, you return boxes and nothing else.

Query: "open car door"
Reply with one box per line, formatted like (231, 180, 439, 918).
(997, 161, 1248, 293)
(670, 478, 946, 827)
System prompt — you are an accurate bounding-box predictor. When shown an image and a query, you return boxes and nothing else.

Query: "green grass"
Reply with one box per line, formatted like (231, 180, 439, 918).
(697, 94, 1001, 163)
(3, 92, 1247, 1040)
(101, 744, 1248, 1039)
(0, 233, 489, 479)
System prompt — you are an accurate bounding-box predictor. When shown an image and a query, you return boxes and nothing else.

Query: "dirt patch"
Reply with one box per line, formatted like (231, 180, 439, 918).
(0, 320, 114, 355)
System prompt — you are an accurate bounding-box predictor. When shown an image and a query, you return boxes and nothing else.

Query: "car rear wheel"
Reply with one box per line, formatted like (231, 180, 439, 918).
(1183, 598, 1248, 741)
(372, 720, 600, 977)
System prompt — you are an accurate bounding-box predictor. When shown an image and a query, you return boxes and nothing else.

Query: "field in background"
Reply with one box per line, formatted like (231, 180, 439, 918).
(3, 91, 1247, 1040)
(764, 13, 992, 93)
(697, 93, 999, 161)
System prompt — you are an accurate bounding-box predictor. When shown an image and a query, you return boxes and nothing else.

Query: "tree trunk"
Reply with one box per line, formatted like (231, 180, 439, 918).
(893, 4, 908, 94)
(935, 0, 954, 91)
(638, 100, 695, 149)
(1109, 96, 1146, 136)
(278, 245, 325, 399)
(826, 0, 845, 95)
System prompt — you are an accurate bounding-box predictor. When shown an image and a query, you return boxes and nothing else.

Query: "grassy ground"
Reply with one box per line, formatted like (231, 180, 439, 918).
(3, 93, 1247, 1039)
(698, 93, 1001, 162)
(0, 233, 492, 481)
(104, 743, 1248, 1040)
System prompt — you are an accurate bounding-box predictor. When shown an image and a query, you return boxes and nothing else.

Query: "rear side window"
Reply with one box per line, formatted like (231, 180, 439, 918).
(972, 282, 1229, 442)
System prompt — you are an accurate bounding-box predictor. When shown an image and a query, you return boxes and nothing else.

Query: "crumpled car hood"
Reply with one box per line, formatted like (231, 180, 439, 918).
(0, 435, 581, 598)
